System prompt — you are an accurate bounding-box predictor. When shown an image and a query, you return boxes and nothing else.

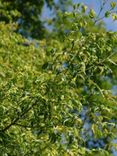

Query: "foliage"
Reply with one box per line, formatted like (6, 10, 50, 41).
(0, 1, 117, 156)
(0, 0, 57, 39)
(0, 0, 72, 39)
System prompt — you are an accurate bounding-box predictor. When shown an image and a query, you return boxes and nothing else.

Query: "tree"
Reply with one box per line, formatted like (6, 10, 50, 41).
(0, 0, 72, 39)
(0, 0, 55, 38)
(0, 1, 117, 155)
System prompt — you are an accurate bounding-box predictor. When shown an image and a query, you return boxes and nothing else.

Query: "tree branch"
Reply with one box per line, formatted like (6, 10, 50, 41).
(1, 98, 40, 132)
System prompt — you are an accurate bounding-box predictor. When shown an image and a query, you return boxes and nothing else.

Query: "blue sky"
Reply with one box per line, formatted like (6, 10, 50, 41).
(42, 0, 117, 31)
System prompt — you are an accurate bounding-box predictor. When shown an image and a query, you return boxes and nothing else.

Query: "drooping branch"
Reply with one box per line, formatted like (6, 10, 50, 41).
(1, 98, 43, 132)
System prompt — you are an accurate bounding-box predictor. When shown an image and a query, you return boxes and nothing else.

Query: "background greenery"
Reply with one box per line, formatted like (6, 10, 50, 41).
(0, 0, 117, 155)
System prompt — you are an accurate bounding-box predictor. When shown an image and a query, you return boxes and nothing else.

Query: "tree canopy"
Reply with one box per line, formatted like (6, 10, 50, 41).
(0, 0, 117, 155)
(0, 0, 72, 38)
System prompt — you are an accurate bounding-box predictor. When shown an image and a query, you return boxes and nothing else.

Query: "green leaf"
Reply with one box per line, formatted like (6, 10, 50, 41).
(112, 13, 117, 21)
(92, 124, 102, 138)
(81, 5, 87, 13)
(77, 3, 81, 8)
(42, 62, 49, 69)
(108, 58, 117, 65)
(110, 2, 116, 9)
(89, 9, 96, 18)
(105, 11, 110, 18)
